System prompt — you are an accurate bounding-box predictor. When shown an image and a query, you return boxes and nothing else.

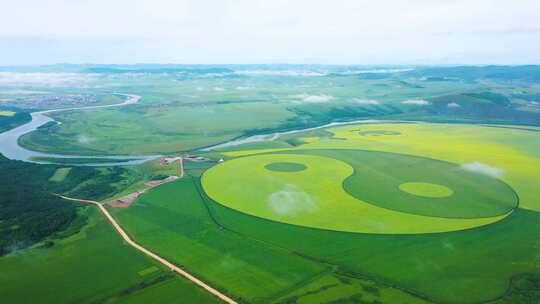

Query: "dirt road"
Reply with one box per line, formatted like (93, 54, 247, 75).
(179, 157, 184, 178)
(57, 194, 238, 304)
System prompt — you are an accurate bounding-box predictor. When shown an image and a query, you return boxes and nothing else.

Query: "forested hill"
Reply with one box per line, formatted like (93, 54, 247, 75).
(0, 155, 127, 256)
(0, 110, 31, 133)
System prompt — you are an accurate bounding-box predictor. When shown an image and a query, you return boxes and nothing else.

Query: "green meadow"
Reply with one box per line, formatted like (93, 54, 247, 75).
(197, 122, 540, 303)
(111, 178, 328, 303)
(202, 151, 512, 234)
(3, 65, 540, 303)
(48, 167, 72, 182)
(104, 121, 540, 303)
(13, 65, 540, 156)
(20, 102, 295, 155)
(0, 207, 219, 304)
(210, 195, 540, 304)
(111, 176, 430, 304)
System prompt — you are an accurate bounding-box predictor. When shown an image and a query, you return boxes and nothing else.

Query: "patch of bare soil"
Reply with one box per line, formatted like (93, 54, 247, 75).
(106, 176, 179, 208)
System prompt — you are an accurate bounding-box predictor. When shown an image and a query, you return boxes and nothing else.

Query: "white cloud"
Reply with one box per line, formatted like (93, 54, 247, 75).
(530, 101, 539, 106)
(442, 240, 455, 251)
(447, 102, 461, 108)
(267, 184, 318, 216)
(460, 162, 504, 177)
(296, 94, 333, 103)
(0, 72, 97, 87)
(77, 134, 95, 144)
(213, 87, 225, 91)
(402, 99, 431, 105)
(235, 86, 252, 90)
(353, 98, 380, 105)
(235, 70, 327, 77)
(0, 89, 49, 95)
(339, 68, 414, 75)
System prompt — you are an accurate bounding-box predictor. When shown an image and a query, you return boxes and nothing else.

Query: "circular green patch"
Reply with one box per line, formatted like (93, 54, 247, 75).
(399, 182, 454, 198)
(332, 149, 518, 219)
(358, 130, 401, 136)
(202, 152, 513, 234)
(265, 162, 307, 172)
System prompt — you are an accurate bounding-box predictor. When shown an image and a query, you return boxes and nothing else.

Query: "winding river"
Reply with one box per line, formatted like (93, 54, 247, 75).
(201, 119, 408, 151)
(0, 94, 160, 166)
(0, 93, 414, 166)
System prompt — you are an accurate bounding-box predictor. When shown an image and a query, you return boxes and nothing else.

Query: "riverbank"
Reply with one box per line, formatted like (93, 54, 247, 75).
(0, 94, 161, 166)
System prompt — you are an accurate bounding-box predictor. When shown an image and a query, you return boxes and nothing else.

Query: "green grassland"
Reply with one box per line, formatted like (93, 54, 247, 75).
(12, 65, 540, 156)
(33, 156, 135, 164)
(48, 167, 72, 182)
(111, 176, 428, 304)
(311, 149, 516, 218)
(4, 122, 540, 303)
(104, 122, 540, 303)
(0, 151, 223, 303)
(209, 191, 540, 304)
(275, 273, 428, 304)
(225, 123, 540, 213)
(398, 182, 454, 198)
(111, 178, 328, 303)
(115, 278, 221, 304)
(265, 162, 308, 172)
(202, 152, 510, 234)
(0, 207, 220, 304)
(196, 122, 539, 303)
(0, 150, 185, 257)
(20, 101, 296, 155)
(3, 65, 540, 304)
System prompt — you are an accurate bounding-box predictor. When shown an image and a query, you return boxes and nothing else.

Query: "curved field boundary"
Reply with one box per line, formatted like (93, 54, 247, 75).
(56, 195, 238, 304)
(0, 94, 161, 166)
(192, 177, 439, 303)
(202, 153, 513, 234)
(194, 174, 533, 304)
(292, 149, 520, 219)
(222, 147, 520, 219)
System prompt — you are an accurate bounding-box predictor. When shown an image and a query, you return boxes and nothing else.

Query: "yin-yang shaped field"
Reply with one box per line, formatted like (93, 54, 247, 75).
(202, 149, 518, 234)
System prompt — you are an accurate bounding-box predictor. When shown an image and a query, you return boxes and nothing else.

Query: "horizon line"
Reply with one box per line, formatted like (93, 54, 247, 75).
(2, 63, 540, 68)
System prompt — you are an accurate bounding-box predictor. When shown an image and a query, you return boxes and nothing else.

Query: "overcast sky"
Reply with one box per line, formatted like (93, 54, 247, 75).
(1, 0, 539, 65)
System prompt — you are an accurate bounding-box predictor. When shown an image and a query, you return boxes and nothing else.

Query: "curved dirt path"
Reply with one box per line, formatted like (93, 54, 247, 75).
(57, 194, 238, 304)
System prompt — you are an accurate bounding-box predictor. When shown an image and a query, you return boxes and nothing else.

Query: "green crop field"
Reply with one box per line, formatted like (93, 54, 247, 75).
(20, 101, 296, 155)
(202, 151, 514, 234)
(194, 122, 540, 303)
(48, 167, 72, 182)
(111, 178, 328, 303)
(2, 65, 540, 304)
(0, 207, 220, 304)
(398, 182, 454, 198)
(111, 172, 431, 304)
(12, 65, 540, 157)
(104, 121, 540, 303)
(198, 120, 540, 303)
